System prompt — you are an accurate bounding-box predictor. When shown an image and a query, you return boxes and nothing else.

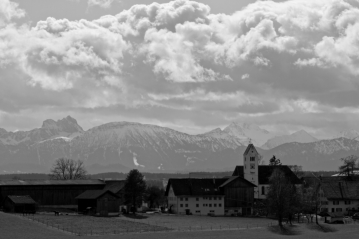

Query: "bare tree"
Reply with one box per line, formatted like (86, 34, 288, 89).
(266, 168, 300, 227)
(339, 155, 358, 177)
(269, 155, 282, 165)
(50, 158, 87, 180)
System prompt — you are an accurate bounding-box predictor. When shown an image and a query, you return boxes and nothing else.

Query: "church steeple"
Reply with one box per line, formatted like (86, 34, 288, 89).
(243, 143, 259, 187)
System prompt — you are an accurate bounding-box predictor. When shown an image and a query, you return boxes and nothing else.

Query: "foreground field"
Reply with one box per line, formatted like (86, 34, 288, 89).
(1, 212, 359, 239)
(121, 213, 276, 230)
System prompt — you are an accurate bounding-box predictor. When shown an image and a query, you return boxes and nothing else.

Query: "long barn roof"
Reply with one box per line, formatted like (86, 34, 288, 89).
(0, 179, 105, 186)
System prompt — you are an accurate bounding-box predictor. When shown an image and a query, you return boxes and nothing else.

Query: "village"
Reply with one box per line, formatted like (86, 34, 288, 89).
(1, 143, 359, 238)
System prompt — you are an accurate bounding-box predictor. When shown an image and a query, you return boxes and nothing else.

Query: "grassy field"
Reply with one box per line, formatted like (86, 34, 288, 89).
(21, 213, 170, 235)
(2, 212, 359, 239)
(121, 213, 277, 231)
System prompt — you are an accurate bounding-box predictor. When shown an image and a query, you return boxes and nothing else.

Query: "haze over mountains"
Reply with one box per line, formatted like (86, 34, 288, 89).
(1, 116, 359, 174)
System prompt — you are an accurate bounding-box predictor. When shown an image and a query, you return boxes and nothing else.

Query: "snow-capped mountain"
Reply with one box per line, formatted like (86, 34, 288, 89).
(335, 130, 359, 141)
(0, 116, 83, 146)
(222, 122, 275, 146)
(261, 130, 318, 149)
(1, 116, 359, 173)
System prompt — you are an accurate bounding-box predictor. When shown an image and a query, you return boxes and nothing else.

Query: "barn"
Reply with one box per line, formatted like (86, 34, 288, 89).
(0, 179, 125, 209)
(76, 190, 120, 216)
(3, 195, 37, 213)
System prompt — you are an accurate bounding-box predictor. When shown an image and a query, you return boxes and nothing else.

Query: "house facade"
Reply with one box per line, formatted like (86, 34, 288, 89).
(319, 180, 359, 215)
(233, 144, 302, 199)
(166, 177, 255, 216)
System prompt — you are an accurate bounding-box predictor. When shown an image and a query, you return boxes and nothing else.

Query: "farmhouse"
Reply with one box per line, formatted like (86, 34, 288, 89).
(232, 143, 302, 199)
(165, 176, 255, 216)
(0, 179, 125, 209)
(319, 180, 359, 215)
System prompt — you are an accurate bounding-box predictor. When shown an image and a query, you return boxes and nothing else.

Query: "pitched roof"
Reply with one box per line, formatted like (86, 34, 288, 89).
(7, 195, 36, 204)
(165, 178, 227, 196)
(232, 165, 302, 184)
(75, 190, 119, 200)
(243, 144, 258, 156)
(219, 176, 257, 188)
(321, 181, 359, 200)
(103, 180, 125, 194)
(0, 180, 105, 186)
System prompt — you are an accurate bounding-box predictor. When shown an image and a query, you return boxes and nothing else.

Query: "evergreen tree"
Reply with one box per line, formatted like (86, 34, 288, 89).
(124, 169, 147, 214)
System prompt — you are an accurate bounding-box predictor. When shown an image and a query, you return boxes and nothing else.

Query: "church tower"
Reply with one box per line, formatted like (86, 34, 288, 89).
(243, 143, 260, 188)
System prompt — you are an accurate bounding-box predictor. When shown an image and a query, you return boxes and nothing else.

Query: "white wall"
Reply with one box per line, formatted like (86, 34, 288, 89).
(167, 186, 225, 215)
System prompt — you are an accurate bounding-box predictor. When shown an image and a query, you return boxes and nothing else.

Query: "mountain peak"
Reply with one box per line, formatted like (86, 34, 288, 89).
(336, 130, 359, 140)
(42, 116, 83, 133)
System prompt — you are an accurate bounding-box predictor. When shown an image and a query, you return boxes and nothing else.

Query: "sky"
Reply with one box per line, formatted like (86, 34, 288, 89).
(0, 0, 359, 139)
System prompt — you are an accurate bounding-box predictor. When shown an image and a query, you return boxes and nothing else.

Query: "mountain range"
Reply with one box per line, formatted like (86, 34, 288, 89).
(1, 116, 359, 173)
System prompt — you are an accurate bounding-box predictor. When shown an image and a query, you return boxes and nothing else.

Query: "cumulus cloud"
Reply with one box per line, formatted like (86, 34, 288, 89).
(1, 0, 359, 137)
(87, 0, 120, 9)
(0, 0, 25, 26)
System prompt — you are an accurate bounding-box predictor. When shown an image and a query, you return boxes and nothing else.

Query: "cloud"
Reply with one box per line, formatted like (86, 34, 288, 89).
(1, 0, 359, 138)
(87, 0, 120, 9)
(0, 0, 25, 26)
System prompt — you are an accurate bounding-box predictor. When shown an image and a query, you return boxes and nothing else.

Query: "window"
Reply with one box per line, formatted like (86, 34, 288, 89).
(180, 204, 183, 207)
(250, 157, 255, 161)
(225, 210, 228, 213)
(196, 211, 201, 213)
(185, 198, 188, 201)
(331, 208, 334, 212)
(218, 197, 221, 200)
(219, 204, 222, 207)
(203, 204, 206, 207)
(214, 204, 217, 207)
(261, 186, 265, 195)
(213, 197, 217, 200)
(196, 204, 199, 207)
(180, 197, 183, 201)
(336, 208, 342, 212)
(345, 201, 351, 205)
(250, 164, 255, 169)
(321, 208, 328, 212)
(333, 201, 339, 205)
(209, 197, 212, 200)
(185, 204, 188, 207)
(209, 204, 212, 207)
(196, 198, 199, 201)
(210, 210, 214, 213)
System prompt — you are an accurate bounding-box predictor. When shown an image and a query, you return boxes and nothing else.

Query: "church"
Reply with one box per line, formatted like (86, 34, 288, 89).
(232, 143, 302, 199)
(165, 143, 302, 216)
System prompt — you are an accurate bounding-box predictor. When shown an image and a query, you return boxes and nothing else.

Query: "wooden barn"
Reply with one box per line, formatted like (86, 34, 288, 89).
(3, 195, 37, 213)
(0, 179, 125, 209)
(76, 190, 120, 216)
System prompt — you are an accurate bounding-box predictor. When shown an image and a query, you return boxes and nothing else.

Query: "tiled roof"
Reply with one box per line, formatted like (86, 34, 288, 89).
(165, 178, 227, 196)
(7, 195, 36, 204)
(321, 181, 359, 200)
(232, 165, 302, 184)
(0, 180, 105, 186)
(75, 190, 119, 200)
(219, 176, 257, 188)
(243, 144, 258, 156)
